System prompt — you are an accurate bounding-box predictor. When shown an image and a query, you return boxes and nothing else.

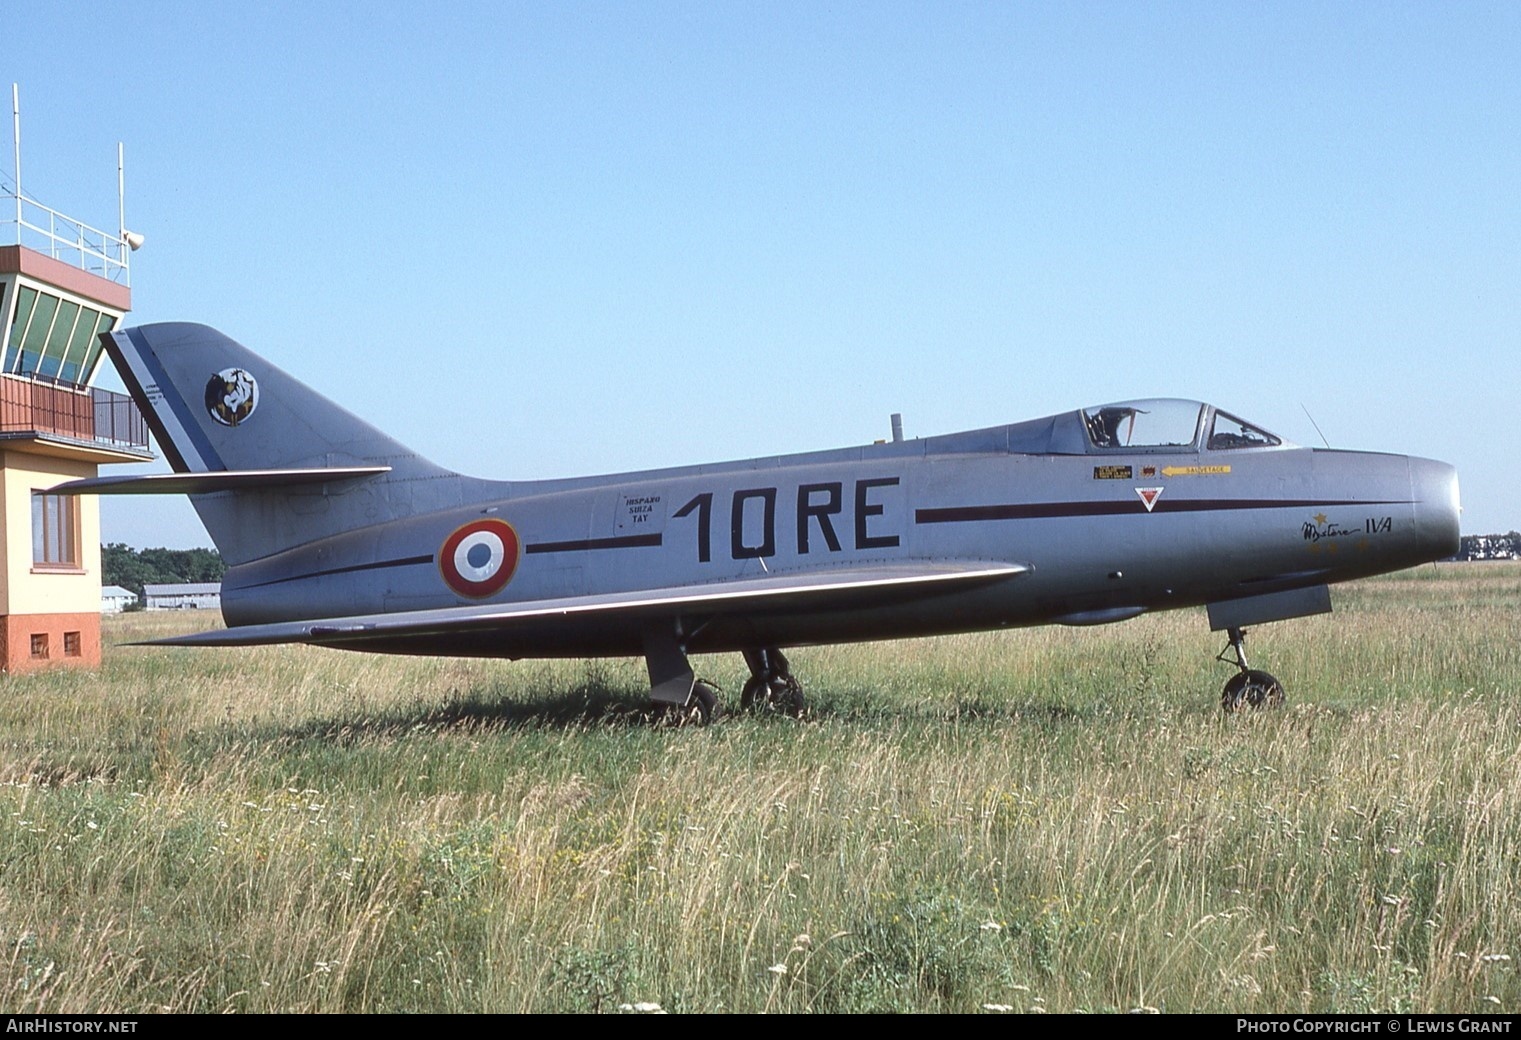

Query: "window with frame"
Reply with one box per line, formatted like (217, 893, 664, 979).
(32, 492, 80, 569)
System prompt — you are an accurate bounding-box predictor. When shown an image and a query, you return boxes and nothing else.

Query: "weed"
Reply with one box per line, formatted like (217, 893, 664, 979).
(0, 563, 1515, 1011)
(549, 942, 640, 1014)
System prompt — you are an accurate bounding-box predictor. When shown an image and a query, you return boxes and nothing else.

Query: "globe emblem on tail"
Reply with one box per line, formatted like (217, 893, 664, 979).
(205, 368, 259, 427)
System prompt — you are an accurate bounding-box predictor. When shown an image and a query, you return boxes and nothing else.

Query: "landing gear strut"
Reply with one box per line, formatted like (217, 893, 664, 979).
(643, 625, 719, 724)
(741, 647, 806, 717)
(1217, 626, 1285, 712)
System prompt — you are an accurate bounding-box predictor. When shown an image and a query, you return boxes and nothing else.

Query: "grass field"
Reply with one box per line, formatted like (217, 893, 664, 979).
(1, 562, 1518, 1013)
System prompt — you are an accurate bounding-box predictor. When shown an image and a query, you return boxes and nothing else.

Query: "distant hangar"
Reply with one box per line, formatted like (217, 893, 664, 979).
(143, 583, 221, 611)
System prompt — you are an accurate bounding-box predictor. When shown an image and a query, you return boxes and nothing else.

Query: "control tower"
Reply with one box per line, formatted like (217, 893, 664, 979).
(0, 87, 153, 671)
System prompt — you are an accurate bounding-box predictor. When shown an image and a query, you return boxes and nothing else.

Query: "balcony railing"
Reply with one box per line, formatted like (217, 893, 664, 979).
(93, 387, 150, 450)
(0, 375, 150, 452)
(2, 192, 131, 286)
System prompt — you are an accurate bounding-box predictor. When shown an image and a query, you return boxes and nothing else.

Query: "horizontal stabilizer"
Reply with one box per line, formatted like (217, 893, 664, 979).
(49, 466, 393, 496)
(135, 560, 1031, 649)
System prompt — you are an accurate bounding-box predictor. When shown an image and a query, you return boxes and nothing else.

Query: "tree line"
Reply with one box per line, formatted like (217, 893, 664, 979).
(1455, 532, 1521, 560)
(102, 543, 225, 604)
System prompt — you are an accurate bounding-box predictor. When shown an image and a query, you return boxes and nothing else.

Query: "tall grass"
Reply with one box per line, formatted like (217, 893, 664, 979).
(0, 562, 1516, 1012)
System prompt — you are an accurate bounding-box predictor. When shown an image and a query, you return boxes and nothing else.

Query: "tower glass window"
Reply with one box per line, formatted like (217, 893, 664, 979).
(4, 285, 114, 387)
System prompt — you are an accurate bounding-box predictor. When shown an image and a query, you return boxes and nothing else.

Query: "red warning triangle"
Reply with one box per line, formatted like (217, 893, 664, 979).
(1135, 487, 1164, 512)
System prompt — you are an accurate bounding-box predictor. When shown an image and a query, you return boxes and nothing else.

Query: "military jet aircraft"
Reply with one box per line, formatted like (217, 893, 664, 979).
(59, 323, 1461, 720)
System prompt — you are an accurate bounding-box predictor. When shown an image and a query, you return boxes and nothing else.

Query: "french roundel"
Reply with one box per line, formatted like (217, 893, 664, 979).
(439, 518, 521, 598)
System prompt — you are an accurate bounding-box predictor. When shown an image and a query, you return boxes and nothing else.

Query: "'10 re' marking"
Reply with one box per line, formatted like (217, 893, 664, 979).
(674, 478, 901, 562)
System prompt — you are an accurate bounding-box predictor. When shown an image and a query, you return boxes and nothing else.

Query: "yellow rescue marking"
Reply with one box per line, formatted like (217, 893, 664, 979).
(1160, 464, 1232, 477)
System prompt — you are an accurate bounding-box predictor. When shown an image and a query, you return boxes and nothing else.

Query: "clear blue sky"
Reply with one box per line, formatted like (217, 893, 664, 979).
(8, 1, 1518, 544)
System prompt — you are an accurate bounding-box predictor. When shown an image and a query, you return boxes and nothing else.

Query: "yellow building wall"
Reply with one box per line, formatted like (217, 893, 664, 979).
(0, 451, 101, 617)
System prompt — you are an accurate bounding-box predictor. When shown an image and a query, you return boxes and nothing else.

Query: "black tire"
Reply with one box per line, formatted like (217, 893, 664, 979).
(654, 681, 720, 726)
(741, 676, 806, 717)
(1220, 669, 1286, 712)
(740, 675, 766, 710)
(690, 681, 719, 723)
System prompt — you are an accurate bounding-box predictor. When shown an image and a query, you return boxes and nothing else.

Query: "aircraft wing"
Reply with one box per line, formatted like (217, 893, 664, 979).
(51, 467, 393, 495)
(138, 560, 1029, 649)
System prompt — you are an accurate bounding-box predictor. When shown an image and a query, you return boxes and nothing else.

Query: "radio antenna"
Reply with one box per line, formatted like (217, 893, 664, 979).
(1300, 403, 1331, 449)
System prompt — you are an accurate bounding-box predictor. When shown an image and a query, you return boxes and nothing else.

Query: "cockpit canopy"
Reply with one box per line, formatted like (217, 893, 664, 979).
(924, 398, 1290, 457)
(1080, 399, 1283, 453)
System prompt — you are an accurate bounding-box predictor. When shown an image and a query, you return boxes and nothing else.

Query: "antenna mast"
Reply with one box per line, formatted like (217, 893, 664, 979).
(11, 84, 20, 227)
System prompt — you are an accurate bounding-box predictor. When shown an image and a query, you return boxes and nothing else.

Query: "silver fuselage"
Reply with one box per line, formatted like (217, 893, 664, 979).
(219, 416, 1460, 658)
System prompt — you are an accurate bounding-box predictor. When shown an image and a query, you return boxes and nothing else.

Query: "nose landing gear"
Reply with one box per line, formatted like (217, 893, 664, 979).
(1217, 626, 1285, 712)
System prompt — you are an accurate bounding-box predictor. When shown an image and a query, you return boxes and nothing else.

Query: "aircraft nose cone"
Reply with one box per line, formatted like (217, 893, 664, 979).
(1410, 456, 1461, 561)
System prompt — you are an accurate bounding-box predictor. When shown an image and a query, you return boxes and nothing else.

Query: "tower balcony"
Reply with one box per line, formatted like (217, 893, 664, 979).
(0, 374, 152, 463)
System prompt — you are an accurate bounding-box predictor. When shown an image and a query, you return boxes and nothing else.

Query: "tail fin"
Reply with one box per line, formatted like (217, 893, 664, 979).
(104, 323, 470, 565)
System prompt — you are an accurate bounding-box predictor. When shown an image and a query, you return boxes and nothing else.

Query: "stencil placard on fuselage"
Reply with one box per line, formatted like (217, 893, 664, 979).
(617, 493, 666, 534)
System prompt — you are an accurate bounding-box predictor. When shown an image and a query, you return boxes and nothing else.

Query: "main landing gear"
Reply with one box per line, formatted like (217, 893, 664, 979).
(740, 648, 807, 717)
(643, 626, 719, 725)
(663, 681, 718, 726)
(642, 627, 806, 725)
(1217, 626, 1285, 712)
